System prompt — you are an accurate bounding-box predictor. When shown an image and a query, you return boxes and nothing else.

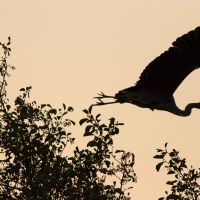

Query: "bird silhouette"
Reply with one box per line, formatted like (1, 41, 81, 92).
(94, 27, 200, 117)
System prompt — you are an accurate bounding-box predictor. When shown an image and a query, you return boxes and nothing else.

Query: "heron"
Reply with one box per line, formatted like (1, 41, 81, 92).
(94, 27, 200, 117)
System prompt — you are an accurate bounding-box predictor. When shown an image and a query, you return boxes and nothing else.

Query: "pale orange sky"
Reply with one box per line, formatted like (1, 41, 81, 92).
(1, 1, 200, 199)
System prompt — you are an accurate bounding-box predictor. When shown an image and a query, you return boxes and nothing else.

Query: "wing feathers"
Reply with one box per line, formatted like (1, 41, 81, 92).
(135, 27, 200, 96)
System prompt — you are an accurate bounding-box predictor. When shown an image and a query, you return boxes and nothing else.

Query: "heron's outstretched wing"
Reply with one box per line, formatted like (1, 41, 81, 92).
(135, 27, 200, 97)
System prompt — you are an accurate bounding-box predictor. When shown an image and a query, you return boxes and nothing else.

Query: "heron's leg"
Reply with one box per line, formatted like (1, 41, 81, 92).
(93, 101, 118, 106)
(93, 92, 116, 106)
(94, 92, 115, 99)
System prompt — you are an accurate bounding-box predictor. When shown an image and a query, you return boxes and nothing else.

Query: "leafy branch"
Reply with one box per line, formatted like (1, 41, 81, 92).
(79, 106, 137, 199)
(0, 38, 136, 199)
(154, 143, 200, 200)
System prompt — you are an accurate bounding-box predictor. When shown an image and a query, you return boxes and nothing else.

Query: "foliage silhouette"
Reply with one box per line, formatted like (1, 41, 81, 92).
(154, 143, 200, 200)
(0, 38, 137, 199)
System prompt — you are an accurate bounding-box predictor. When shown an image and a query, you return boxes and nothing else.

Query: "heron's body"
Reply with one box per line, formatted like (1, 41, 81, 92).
(94, 27, 200, 116)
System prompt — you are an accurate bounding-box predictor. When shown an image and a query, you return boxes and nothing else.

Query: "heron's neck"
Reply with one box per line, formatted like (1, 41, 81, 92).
(170, 103, 199, 117)
(159, 97, 199, 117)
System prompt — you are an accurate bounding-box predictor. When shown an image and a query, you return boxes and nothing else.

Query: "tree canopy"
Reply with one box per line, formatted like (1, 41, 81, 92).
(0, 38, 136, 200)
(0, 38, 200, 200)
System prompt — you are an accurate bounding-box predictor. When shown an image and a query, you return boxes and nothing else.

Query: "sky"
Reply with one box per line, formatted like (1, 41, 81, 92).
(1, 1, 200, 199)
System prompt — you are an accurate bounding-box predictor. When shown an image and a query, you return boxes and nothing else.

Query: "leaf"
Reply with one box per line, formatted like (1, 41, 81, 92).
(87, 140, 98, 147)
(109, 118, 115, 124)
(180, 163, 187, 168)
(71, 120, 75, 125)
(114, 127, 119, 134)
(161, 152, 167, 156)
(156, 149, 163, 152)
(51, 109, 57, 115)
(173, 149, 178, 154)
(167, 170, 175, 174)
(26, 86, 32, 91)
(84, 131, 93, 137)
(104, 134, 110, 141)
(96, 113, 101, 119)
(19, 88, 25, 91)
(82, 109, 88, 114)
(165, 142, 168, 148)
(169, 152, 175, 157)
(60, 131, 66, 137)
(84, 125, 94, 136)
(153, 154, 165, 159)
(107, 139, 113, 145)
(166, 194, 180, 200)
(88, 105, 93, 114)
(76, 146, 79, 152)
(158, 198, 165, 200)
(104, 160, 110, 168)
(166, 180, 177, 185)
(63, 103, 66, 110)
(104, 128, 109, 132)
(57, 116, 61, 120)
(41, 104, 46, 108)
(79, 118, 88, 125)
(67, 133, 72, 136)
(85, 125, 93, 132)
(62, 111, 68, 116)
(115, 188, 123, 194)
(6, 105, 11, 111)
(172, 158, 180, 164)
(156, 162, 164, 172)
(68, 106, 73, 112)
(105, 185, 111, 189)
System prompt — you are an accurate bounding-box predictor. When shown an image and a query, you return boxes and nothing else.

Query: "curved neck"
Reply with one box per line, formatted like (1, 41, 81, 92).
(171, 103, 200, 117)
(159, 97, 200, 117)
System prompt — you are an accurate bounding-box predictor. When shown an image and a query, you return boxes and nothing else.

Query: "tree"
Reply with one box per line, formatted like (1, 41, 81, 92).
(0, 38, 137, 199)
(154, 143, 200, 200)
